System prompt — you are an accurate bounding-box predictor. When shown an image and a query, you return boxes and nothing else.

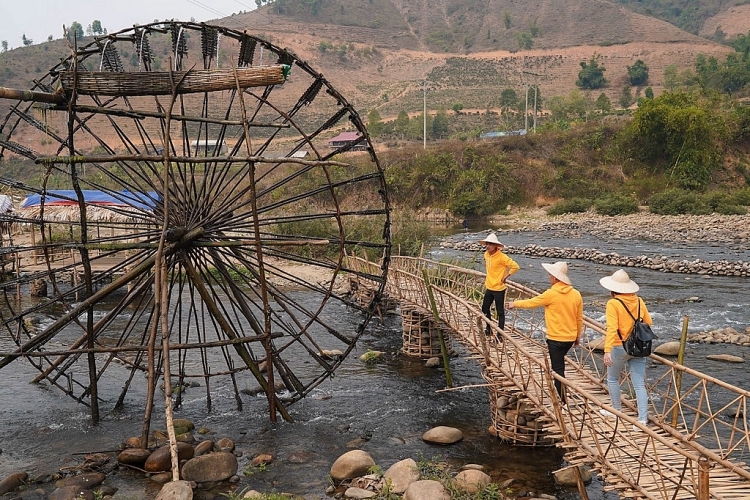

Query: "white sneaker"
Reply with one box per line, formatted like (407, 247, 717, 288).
(600, 409, 616, 418)
(632, 420, 648, 432)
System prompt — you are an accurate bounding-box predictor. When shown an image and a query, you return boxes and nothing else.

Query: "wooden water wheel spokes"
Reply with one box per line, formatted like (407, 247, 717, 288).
(0, 21, 391, 423)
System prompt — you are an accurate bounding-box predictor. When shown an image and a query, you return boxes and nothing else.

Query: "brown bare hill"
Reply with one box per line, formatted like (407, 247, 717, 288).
(0, 1, 734, 131)
(700, 4, 750, 39)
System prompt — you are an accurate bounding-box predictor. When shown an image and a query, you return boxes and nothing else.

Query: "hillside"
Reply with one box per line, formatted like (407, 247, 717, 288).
(0, 0, 735, 135)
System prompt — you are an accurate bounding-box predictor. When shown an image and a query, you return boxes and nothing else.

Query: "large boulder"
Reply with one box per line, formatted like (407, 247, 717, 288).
(653, 341, 682, 356)
(118, 448, 152, 467)
(383, 458, 420, 493)
(330, 450, 376, 481)
(0, 472, 27, 495)
(181, 452, 238, 483)
(553, 465, 592, 486)
(54, 472, 106, 490)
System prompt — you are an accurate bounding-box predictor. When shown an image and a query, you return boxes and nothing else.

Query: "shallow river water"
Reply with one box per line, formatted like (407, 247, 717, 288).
(0, 225, 748, 499)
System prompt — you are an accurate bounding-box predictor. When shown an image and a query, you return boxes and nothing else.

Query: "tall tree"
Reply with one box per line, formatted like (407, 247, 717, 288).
(576, 57, 607, 89)
(68, 22, 84, 41)
(627, 59, 649, 86)
(21, 34, 33, 46)
(91, 20, 104, 35)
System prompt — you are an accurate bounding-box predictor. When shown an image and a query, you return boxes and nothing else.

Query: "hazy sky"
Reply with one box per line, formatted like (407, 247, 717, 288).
(0, 0, 256, 50)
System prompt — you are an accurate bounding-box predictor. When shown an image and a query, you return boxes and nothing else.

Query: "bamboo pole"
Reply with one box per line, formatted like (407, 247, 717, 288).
(698, 455, 710, 500)
(422, 269, 453, 388)
(0, 86, 66, 104)
(671, 316, 689, 427)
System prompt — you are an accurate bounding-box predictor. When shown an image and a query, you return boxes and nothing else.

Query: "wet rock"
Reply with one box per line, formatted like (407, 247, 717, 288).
(422, 426, 463, 445)
(154, 479, 193, 500)
(403, 479, 450, 500)
(330, 450, 376, 481)
(383, 458, 419, 493)
(54, 472, 106, 490)
(706, 354, 745, 363)
(553, 465, 592, 486)
(194, 440, 214, 457)
(215, 438, 235, 453)
(117, 448, 152, 467)
(251, 453, 273, 466)
(287, 450, 316, 463)
(181, 452, 238, 483)
(172, 419, 195, 431)
(453, 469, 491, 493)
(150, 472, 173, 484)
(30, 279, 47, 297)
(653, 341, 682, 356)
(241, 491, 264, 499)
(145, 442, 195, 473)
(48, 485, 95, 500)
(124, 436, 143, 448)
(0, 471, 28, 495)
(424, 357, 441, 368)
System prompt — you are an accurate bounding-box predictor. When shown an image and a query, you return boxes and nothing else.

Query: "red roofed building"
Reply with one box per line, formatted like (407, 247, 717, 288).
(327, 131, 367, 151)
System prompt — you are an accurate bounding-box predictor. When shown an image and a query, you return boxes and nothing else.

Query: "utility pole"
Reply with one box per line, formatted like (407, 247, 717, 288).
(423, 80, 427, 149)
(524, 84, 529, 133)
(533, 85, 538, 133)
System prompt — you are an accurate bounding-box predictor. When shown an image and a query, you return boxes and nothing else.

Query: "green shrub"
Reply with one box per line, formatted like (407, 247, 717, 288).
(715, 203, 747, 215)
(648, 189, 710, 215)
(730, 188, 750, 206)
(546, 197, 591, 215)
(593, 193, 639, 216)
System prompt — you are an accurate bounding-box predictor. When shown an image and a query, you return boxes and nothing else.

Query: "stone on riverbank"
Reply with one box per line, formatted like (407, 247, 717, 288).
(344, 486, 377, 498)
(383, 458, 420, 493)
(118, 448, 152, 466)
(453, 469, 491, 493)
(54, 472, 106, 490)
(403, 479, 450, 500)
(330, 450, 376, 481)
(553, 465, 592, 486)
(422, 426, 463, 445)
(48, 485, 95, 499)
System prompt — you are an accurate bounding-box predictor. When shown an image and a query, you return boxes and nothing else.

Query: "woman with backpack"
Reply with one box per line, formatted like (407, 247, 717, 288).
(600, 269, 653, 430)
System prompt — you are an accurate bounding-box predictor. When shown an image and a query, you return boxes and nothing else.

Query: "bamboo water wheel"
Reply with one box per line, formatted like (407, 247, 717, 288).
(0, 21, 390, 427)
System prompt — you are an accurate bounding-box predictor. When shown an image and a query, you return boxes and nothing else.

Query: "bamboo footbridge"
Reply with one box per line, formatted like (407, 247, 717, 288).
(349, 255, 750, 499)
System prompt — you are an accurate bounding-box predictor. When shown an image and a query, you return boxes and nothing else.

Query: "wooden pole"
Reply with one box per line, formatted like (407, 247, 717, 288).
(698, 455, 710, 500)
(671, 316, 689, 427)
(0, 86, 66, 104)
(422, 269, 453, 388)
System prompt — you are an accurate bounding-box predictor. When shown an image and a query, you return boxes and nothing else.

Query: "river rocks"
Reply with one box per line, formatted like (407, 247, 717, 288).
(446, 212, 750, 278)
(181, 452, 238, 483)
(383, 458, 420, 493)
(453, 469, 491, 493)
(155, 480, 193, 500)
(330, 450, 376, 481)
(653, 341, 683, 356)
(118, 448, 152, 466)
(422, 426, 463, 444)
(403, 479, 450, 500)
(47, 485, 95, 499)
(194, 440, 215, 456)
(144, 442, 195, 473)
(688, 327, 750, 345)
(425, 357, 441, 368)
(251, 453, 273, 466)
(706, 354, 745, 363)
(0, 471, 28, 495)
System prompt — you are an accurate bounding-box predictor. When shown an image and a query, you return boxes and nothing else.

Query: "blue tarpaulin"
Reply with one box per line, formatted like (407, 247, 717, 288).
(21, 190, 158, 210)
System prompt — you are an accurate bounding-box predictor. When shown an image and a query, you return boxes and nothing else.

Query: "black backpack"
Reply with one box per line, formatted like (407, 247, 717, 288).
(614, 297, 657, 358)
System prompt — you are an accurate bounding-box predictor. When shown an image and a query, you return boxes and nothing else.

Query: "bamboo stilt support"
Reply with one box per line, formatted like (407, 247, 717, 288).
(671, 316, 689, 427)
(423, 269, 452, 388)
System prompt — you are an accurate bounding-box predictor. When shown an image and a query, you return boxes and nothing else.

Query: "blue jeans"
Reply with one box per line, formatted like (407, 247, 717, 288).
(606, 346, 648, 422)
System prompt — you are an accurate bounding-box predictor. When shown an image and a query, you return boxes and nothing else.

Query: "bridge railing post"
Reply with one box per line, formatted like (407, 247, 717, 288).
(698, 455, 710, 500)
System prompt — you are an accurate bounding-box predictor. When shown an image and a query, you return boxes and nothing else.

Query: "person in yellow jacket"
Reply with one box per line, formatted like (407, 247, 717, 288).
(599, 269, 652, 429)
(508, 262, 582, 403)
(479, 233, 520, 338)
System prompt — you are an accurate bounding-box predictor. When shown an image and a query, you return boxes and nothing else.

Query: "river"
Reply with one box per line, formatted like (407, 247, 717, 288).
(0, 224, 748, 499)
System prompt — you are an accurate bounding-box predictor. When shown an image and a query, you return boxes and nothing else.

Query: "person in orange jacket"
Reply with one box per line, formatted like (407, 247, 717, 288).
(599, 269, 652, 429)
(508, 262, 582, 403)
(479, 233, 520, 338)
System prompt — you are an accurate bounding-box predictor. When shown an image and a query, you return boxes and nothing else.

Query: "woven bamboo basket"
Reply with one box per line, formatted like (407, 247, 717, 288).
(60, 65, 289, 96)
(484, 369, 557, 446)
(400, 306, 453, 358)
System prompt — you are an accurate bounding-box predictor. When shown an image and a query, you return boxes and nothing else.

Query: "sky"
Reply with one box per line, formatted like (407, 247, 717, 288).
(0, 0, 257, 49)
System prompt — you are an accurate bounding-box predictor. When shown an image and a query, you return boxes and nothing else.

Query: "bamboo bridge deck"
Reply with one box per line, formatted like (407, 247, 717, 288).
(349, 255, 750, 500)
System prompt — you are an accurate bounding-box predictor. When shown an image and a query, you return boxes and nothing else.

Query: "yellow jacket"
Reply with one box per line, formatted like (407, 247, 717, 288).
(484, 250, 519, 291)
(514, 282, 583, 342)
(604, 293, 652, 353)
